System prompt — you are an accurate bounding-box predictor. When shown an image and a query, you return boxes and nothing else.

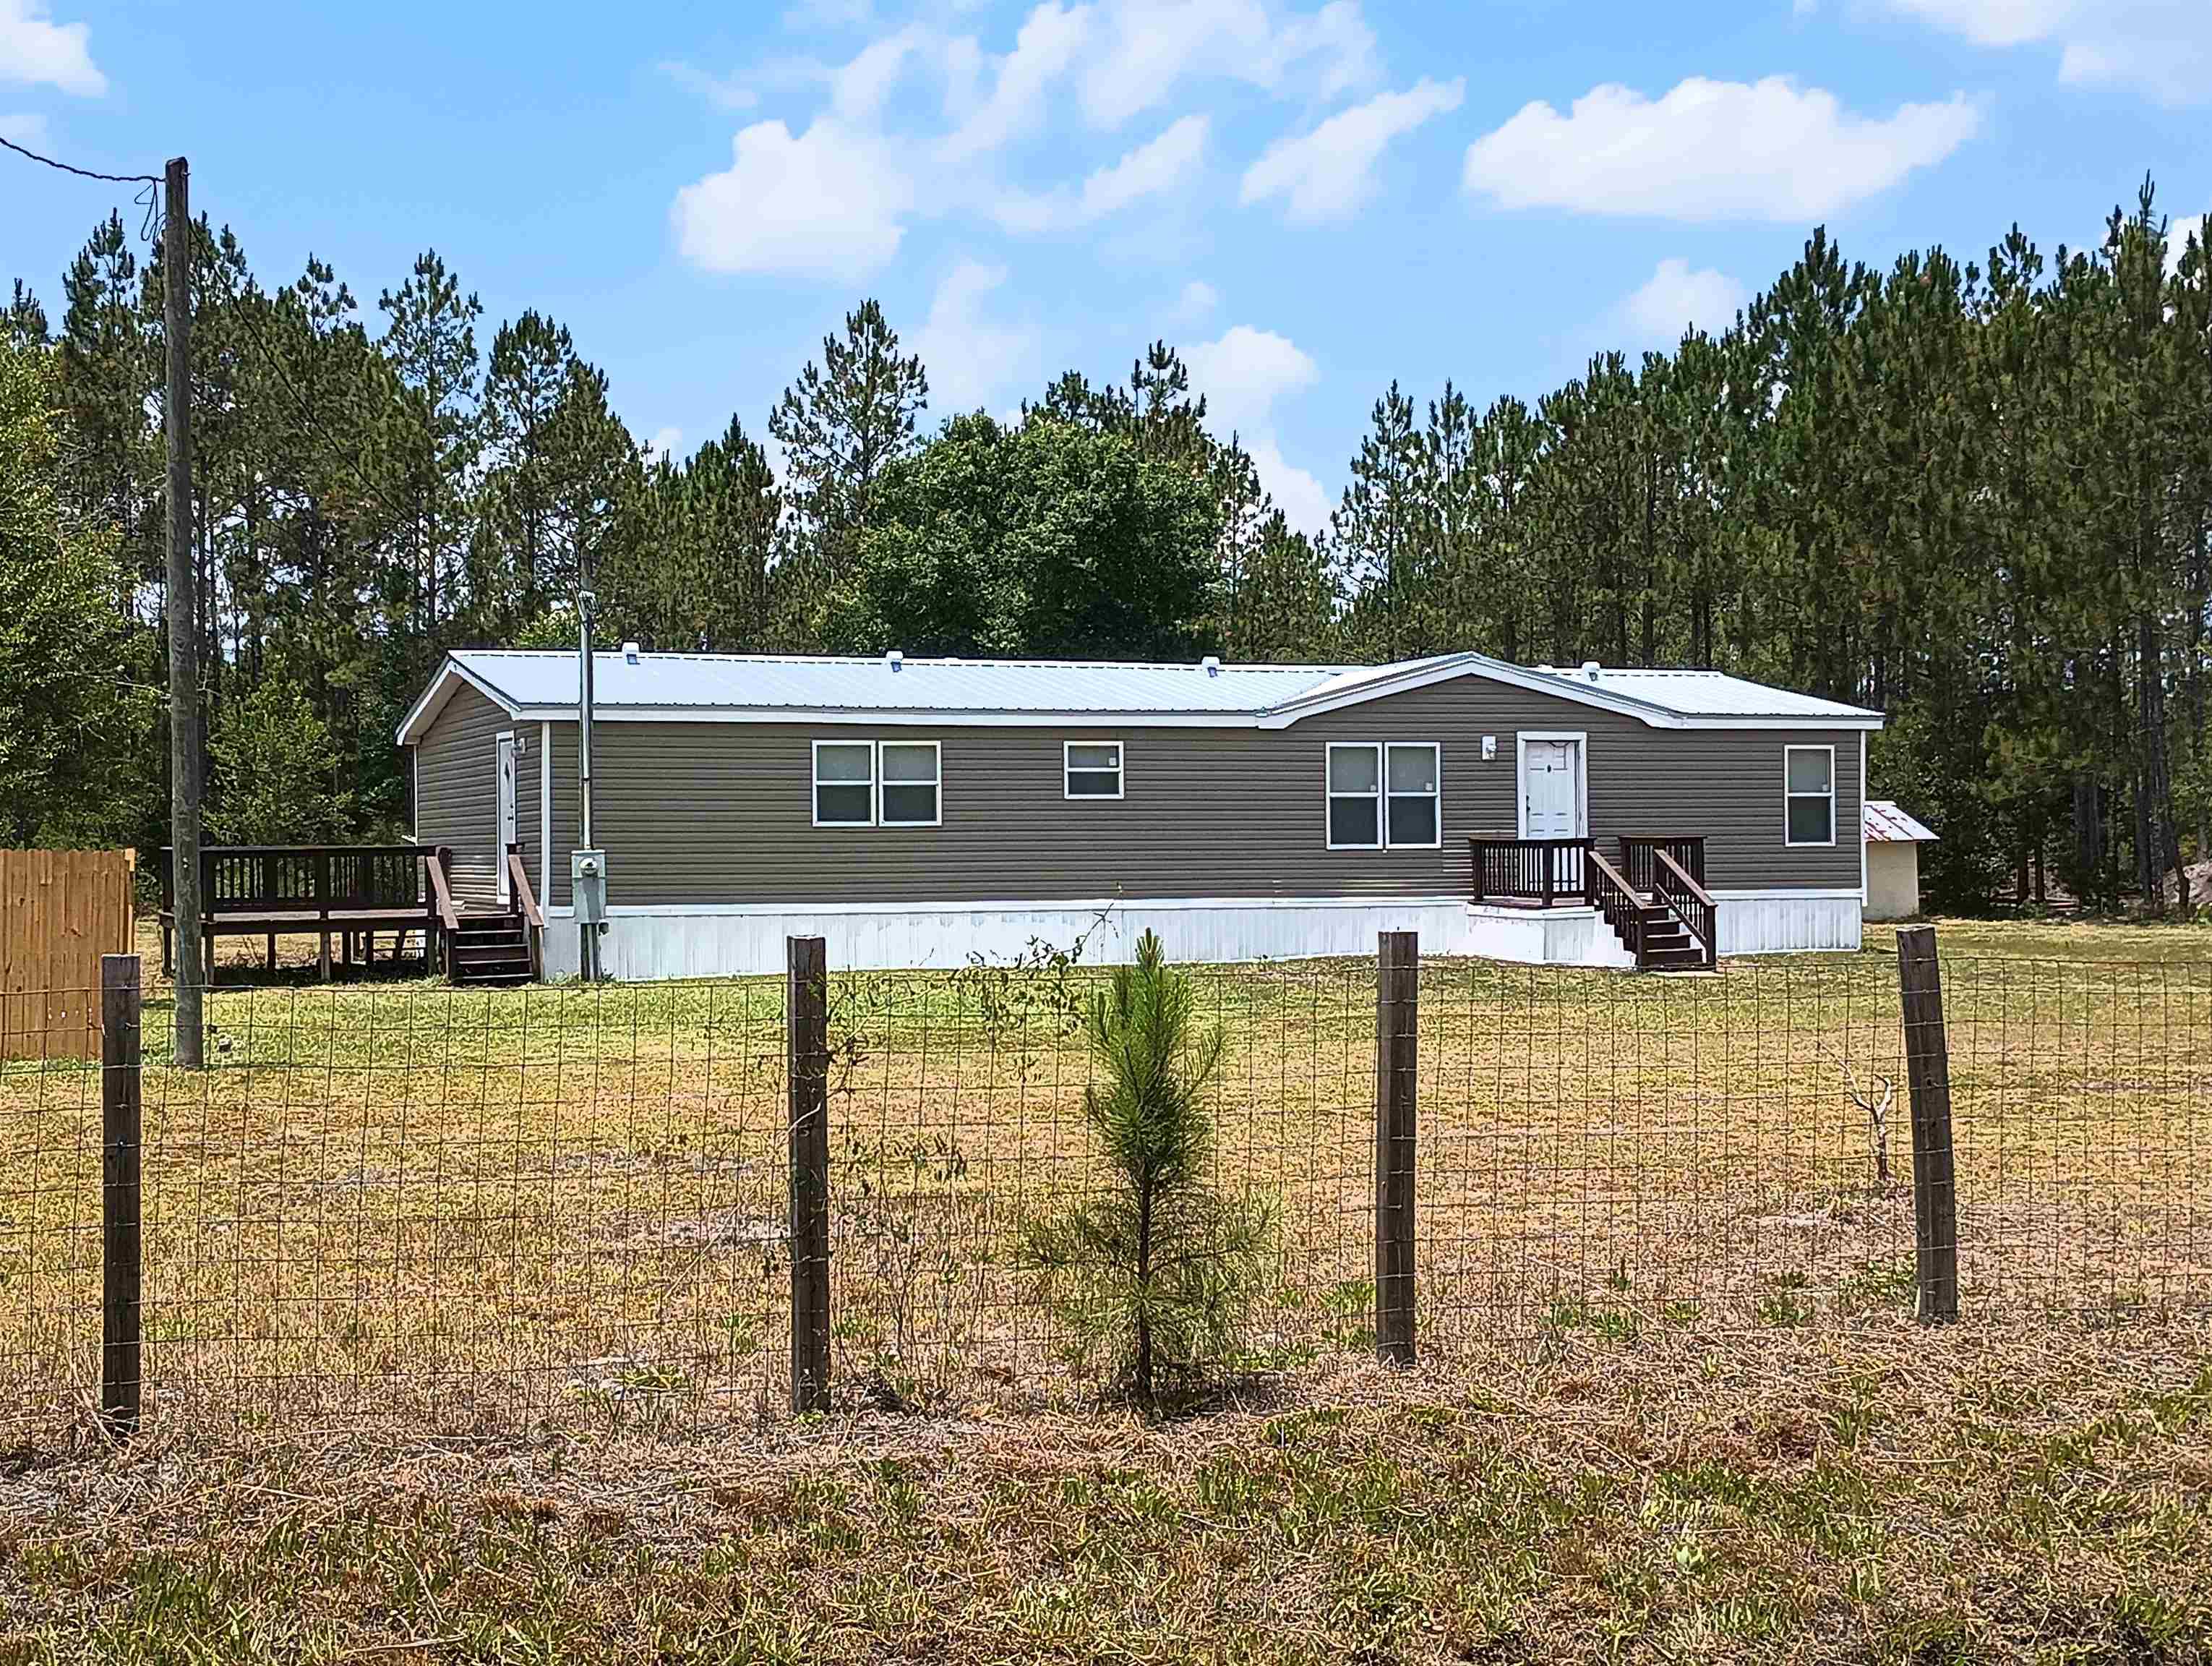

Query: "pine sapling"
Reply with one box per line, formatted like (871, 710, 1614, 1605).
(1024, 931, 1275, 1402)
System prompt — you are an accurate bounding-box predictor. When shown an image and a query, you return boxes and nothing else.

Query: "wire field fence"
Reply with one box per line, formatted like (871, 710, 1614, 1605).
(3, 931, 2209, 1445)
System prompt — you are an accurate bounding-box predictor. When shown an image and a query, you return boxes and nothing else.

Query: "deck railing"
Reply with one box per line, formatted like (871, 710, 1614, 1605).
(1468, 837, 1591, 907)
(1585, 847, 1645, 962)
(159, 845, 432, 918)
(505, 842, 544, 981)
(1650, 846, 1718, 970)
(1619, 836, 1706, 897)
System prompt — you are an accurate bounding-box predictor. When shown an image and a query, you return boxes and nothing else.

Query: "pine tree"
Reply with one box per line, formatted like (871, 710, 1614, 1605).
(769, 299, 927, 544)
(1024, 931, 1276, 1402)
(375, 250, 482, 645)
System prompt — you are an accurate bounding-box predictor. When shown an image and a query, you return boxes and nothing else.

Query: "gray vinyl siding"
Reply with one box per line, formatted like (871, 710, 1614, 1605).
(528, 677, 1862, 910)
(411, 684, 510, 906)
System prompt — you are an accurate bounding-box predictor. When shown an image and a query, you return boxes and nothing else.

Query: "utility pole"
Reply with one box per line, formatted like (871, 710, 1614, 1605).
(164, 155, 203, 1067)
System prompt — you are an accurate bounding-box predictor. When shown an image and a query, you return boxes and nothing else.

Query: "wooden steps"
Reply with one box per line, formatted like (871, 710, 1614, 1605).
(1633, 907, 1709, 973)
(448, 913, 535, 988)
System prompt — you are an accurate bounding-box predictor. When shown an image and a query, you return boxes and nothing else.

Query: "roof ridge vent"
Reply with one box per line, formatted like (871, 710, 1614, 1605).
(1581, 660, 1600, 680)
(622, 641, 640, 665)
(886, 649, 904, 671)
(1201, 655, 1221, 677)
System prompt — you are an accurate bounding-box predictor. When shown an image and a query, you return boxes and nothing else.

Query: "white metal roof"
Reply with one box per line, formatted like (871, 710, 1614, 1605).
(397, 647, 1885, 743)
(1532, 664, 1882, 722)
(1864, 799, 1937, 842)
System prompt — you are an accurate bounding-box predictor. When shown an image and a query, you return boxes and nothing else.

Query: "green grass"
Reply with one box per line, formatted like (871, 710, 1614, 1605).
(1, 916, 2208, 1440)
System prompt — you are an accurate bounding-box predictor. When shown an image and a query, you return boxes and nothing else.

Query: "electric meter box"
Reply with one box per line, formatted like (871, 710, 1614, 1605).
(571, 850, 608, 926)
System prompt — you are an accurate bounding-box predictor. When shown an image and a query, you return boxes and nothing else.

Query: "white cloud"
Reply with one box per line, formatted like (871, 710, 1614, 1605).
(939, 1, 1089, 166)
(995, 114, 1208, 231)
(0, 110, 48, 144)
(1186, 325, 1329, 534)
(1463, 77, 1980, 221)
(913, 260, 1040, 414)
(658, 61, 758, 111)
(1886, 0, 2211, 104)
(1621, 258, 1747, 343)
(645, 427, 685, 464)
(672, 117, 913, 278)
(2171, 214, 2206, 278)
(1246, 435, 1332, 537)
(829, 23, 926, 121)
(0, 0, 103, 96)
(1173, 279, 1219, 322)
(1079, 0, 1378, 129)
(1241, 77, 1462, 223)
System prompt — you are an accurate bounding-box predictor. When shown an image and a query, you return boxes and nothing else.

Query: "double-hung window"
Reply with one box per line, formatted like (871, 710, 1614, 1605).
(1385, 743, 1441, 847)
(878, 742, 941, 826)
(813, 741, 875, 826)
(1784, 745, 1835, 846)
(1326, 744, 1382, 848)
(1328, 742, 1441, 850)
(813, 740, 942, 828)
(1064, 740, 1124, 799)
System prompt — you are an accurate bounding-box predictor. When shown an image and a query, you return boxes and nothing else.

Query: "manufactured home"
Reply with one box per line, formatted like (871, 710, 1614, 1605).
(398, 647, 1882, 981)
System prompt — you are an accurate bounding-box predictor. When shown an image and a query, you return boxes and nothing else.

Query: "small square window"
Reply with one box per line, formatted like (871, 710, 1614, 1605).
(1065, 740, 1124, 799)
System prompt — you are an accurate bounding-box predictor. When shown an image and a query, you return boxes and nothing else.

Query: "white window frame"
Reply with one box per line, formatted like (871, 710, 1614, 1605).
(1326, 743, 1384, 851)
(1784, 743, 1838, 848)
(1514, 731, 1589, 840)
(1063, 739, 1126, 801)
(812, 739, 878, 829)
(1384, 741, 1443, 850)
(877, 739, 943, 829)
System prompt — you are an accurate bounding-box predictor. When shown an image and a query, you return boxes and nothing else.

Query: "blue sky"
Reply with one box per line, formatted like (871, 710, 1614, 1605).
(4, 0, 2207, 534)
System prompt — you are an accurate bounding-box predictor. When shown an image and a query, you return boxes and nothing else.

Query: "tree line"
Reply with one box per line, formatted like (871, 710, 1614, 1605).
(1, 179, 2207, 912)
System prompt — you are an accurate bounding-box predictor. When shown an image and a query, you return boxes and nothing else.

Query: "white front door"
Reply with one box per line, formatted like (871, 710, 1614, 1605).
(495, 733, 518, 903)
(1520, 737, 1585, 887)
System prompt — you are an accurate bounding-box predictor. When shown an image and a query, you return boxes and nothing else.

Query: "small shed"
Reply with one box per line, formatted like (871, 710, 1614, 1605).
(1864, 800, 1936, 920)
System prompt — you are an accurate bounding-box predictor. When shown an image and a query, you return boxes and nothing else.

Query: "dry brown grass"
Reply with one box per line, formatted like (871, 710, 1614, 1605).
(0, 920, 2208, 1448)
(1, 1319, 2208, 1662)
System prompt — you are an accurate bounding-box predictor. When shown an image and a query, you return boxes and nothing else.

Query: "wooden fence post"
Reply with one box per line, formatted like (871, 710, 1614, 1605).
(100, 953, 143, 1436)
(1375, 930, 1418, 1365)
(787, 934, 831, 1412)
(1895, 925, 1960, 1323)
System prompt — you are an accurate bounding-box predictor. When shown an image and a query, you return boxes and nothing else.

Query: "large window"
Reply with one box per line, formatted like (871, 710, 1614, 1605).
(879, 741, 941, 826)
(1329, 742, 1441, 850)
(1385, 743, 1441, 848)
(1785, 745, 1835, 846)
(1064, 740, 1124, 799)
(813, 741, 875, 826)
(813, 740, 941, 828)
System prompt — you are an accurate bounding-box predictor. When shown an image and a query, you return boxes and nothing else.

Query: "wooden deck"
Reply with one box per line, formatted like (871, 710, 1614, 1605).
(158, 845, 450, 983)
(1468, 834, 1716, 971)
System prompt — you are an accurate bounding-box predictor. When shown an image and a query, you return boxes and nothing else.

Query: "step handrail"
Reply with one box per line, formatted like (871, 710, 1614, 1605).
(505, 842, 544, 981)
(1652, 847, 1717, 969)
(1585, 847, 1646, 967)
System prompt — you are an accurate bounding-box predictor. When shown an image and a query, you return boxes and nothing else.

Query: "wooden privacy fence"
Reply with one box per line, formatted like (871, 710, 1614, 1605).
(0, 850, 136, 1061)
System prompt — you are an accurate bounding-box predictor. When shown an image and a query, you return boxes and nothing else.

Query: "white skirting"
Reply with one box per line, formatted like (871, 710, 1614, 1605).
(1710, 889, 1864, 954)
(537, 894, 1686, 980)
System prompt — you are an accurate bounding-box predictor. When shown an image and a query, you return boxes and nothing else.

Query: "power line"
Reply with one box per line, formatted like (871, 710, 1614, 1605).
(0, 132, 160, 185)
(1, 134, 166, 241)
